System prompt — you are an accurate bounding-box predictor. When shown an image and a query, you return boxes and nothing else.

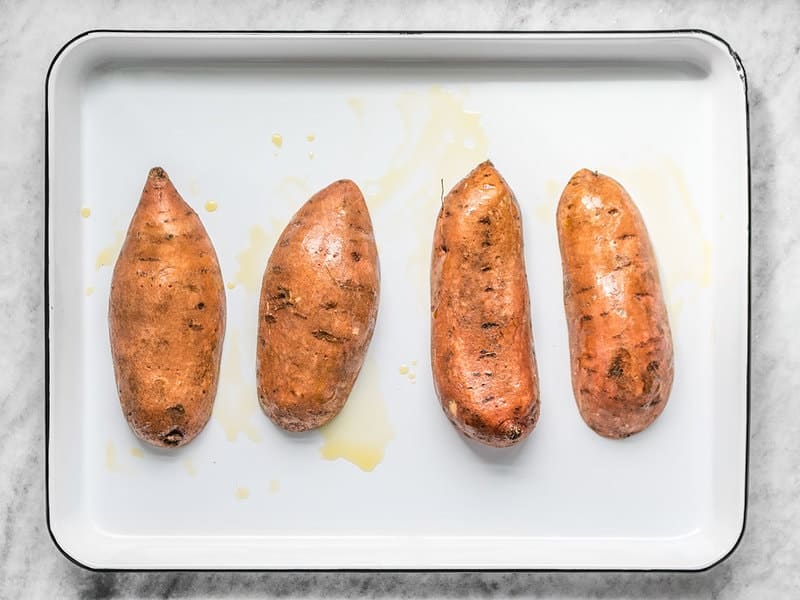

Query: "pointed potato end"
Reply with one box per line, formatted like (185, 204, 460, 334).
(147, 166, 170, 188)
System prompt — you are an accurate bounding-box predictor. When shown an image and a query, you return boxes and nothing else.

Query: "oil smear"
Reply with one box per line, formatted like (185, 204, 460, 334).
(234, 179, 308, 294)
(129, 447, 144, 459)
(85, 286, 94, 297)
(364, 87, 489, 310)
(213, 329, 263, 443)
(183, 458, 197, 476)
(235, 486, 250, 500)
(277, 176, 311, 202)
(619, 159, 711, 321)
(320, 357, 394, 472)
(268, 479, 280, 494)
(233, 226, 272, 293)
(104, 440, 123, 473)
(535, 179, 562, 222)
(95, 229, 125, 270)
(347, 97, 365, 120)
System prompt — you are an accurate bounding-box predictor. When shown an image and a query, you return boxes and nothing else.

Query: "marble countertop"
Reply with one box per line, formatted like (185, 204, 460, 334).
(1, 0, 798, 597)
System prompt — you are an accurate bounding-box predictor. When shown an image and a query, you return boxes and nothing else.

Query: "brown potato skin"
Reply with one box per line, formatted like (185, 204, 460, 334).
(431, 160, 540, 447)
(109, 167, 226, 448)
(557, 169, 674, 439)
(257, 180, 380, 432)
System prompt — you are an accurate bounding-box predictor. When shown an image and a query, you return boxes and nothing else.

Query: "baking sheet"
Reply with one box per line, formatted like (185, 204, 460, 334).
(46, 31, 749, 570)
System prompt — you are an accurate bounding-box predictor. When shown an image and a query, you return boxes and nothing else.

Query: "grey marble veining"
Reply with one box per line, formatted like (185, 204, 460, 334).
(1, 0, 799, 597)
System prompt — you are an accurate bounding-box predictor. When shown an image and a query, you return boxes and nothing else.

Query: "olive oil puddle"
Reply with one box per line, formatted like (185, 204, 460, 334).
(319, 357, 393, 472)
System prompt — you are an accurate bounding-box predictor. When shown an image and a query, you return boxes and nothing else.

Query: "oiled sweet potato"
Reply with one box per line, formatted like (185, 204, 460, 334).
(109, 167, 226, 448)
(557, 169, 673, 438)
(257, 179, 380, 432)
(430, 160, 540, 447)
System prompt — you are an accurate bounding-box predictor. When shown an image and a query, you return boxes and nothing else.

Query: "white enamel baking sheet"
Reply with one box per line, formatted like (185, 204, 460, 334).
(46, 31, 749, 570)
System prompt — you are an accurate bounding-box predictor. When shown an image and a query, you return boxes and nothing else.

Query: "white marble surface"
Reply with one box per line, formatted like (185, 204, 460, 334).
(1, 0, 798, 597)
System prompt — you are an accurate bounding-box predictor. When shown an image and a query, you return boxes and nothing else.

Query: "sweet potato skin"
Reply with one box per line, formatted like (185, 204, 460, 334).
(431, 160, 540, 447)
(109, 167, 226, 448)
(557, 169, 674, 439)
(257, 179, 380, 432)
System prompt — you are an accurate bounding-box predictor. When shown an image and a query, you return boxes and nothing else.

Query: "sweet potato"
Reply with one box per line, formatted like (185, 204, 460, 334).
(257, 179, 380, 432)
(109, 167, 226, 448)
(430, 160, 540, 447)
(557, 169, 674, 438)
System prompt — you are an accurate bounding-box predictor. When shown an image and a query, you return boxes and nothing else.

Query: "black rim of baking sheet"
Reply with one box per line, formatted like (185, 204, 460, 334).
(43, 28, 751, 574)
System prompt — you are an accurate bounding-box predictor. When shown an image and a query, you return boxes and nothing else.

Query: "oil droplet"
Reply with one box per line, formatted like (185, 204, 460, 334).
(411, 359, 417, 366)
(129, 447, 144, 459)
(104, 441, 122, 473)
(226, 281, 237, 290)
(306, 134, 315, 142)
(235, 487, 250, 500)
(85, 286, 94, 296)
(271, 133, 283, 148)
(234, 225, 271, 293)
(408, 372, 416, 381)
(308, 151, 314, 160)
(183, 458, 197, 476)
(80, 207, 91, 218)
(204, 200, 218, 212)
(398, 364, 409, 375)
(268, 479, 280, 494)
(347, 97, 365, 120)
(320, 357, 393, 472)
(213, 330, 263, 443)
(95, 229, 125, 270)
